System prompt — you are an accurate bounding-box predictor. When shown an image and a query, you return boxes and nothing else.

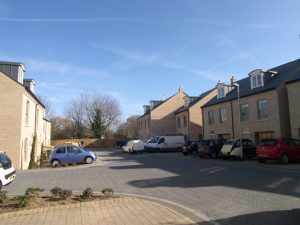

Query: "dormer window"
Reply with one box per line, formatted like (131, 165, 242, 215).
(249, 69, 264, 89)
(217, 87, 225, 98)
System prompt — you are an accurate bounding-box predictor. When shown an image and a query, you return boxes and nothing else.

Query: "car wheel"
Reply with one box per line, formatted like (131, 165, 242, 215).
(52, 159, 61, 167)
(258, 158, 266, 163)
(280, 154, 289, 165)
(211, 152, 217, 159)
(85, 156, 93, 164)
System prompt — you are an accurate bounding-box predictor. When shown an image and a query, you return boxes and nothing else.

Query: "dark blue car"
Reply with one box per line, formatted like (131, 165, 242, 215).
(49, 145, 97, 167)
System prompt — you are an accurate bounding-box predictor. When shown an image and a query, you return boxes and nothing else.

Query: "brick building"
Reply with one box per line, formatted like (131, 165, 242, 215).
(0, 61, 51, 170)
(202, 59, 300, 144)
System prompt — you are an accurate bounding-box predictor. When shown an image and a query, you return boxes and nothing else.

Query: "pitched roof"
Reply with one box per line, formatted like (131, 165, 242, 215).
(203, 58, 300, 108)
(138, 90, 188, 119)
(0, 67, 45, 108)
(175, 88, 215, 114)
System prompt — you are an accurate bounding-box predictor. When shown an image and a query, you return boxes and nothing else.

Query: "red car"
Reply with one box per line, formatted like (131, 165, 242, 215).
(256, 138, 300, 164)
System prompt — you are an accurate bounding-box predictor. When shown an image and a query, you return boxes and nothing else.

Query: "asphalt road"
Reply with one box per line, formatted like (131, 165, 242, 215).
(4, 149, 300, 225)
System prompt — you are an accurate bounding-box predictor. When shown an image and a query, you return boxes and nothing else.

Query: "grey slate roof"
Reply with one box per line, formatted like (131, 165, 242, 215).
(175, 88, 215, 114)
(203, 58, 300, 108)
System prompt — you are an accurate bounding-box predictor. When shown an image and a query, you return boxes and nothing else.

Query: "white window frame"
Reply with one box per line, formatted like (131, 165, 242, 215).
(25, 100, 30, 125)
(251, 73, 264, 89)
(219, 108, 227, 123)
(217, 86, 225, 99)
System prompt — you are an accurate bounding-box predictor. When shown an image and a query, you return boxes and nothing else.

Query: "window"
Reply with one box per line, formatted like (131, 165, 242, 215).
(67, 146, 81, 153)
(240, 104, 249, 121)
(56, 147, 66, 154)
(293, 139, 300, 146)
(257, 99, 268, 119)
(217, 87, 225, 98)
(25, 100, 30, 125)
(158, 138, 165, 144)
(208, 111, 214, 125)
(144, 120, 146, 129)
(251, 73, 264, 89)
(183, 115, 187, 127)
(148, 119, 150, 129)
(177, 117, 181, 128)
(219, 108, 227, 123)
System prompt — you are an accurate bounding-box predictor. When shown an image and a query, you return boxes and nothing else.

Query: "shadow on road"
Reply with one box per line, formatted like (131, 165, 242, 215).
(106, 149, 300, 198)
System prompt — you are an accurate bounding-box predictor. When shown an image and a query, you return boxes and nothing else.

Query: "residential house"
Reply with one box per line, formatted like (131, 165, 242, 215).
(138, 87, 187, 139)
(0, 61, 51, 170)
(286, 68, 300, 139)
(202, 59, 300, 144)
(175, 89, 216, 140)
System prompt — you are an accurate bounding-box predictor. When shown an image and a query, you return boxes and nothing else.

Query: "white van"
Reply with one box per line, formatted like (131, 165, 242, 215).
(0, 152, 16, 190)
(122, 140, 145, 153)
(144, 136, 184, 152)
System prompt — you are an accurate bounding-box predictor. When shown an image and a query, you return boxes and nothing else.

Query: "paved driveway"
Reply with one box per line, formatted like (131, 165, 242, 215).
(4, 149, 300, 225)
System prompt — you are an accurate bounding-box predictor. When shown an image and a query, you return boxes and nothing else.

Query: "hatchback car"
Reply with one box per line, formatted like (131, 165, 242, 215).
(49, 145, 97, 167)
(122, 140, 145, 153)
(198, 139, 225, 158)
(182, 141, 201, 156)
(0, 151, 16, 190)
(256, 138, 300, 164)
(219, 139, 256, 159)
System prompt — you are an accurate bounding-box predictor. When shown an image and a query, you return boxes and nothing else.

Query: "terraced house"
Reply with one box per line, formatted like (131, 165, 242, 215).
(286, 70, 300, 139)
(175, 89, 216, 141)
(202, 59, 300, 144)
(0, 61, 51, 170)
(138, 87, 187, 139)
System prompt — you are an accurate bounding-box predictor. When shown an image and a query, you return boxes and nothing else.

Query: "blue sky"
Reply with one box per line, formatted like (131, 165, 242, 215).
(1, 0, 300, 120)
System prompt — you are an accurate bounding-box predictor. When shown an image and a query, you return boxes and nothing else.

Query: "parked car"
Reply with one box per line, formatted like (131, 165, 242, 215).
(115, 140, 127, 149)
(144, 136, 184, 152)
(182, 141, 201, 156)
(0, 151, 16, 190)
(122, 140, 145, 153)
(256, 138, 300, 164)
(219, 139, 256, 160)
(49, 145, 97, 167)
(198, 139, 226, 158)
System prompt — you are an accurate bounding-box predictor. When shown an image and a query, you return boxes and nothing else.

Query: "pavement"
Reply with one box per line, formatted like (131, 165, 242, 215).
(3, 148, 300, 225)
(0, 197, 196, 225)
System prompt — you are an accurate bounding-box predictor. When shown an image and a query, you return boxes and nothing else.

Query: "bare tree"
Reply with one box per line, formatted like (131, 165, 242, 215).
(85, 93, 122, 138)
(51, 116, 74, 139)
(126, 115, 139, 139)
(64, 94, 87, 139)
(36, 94, 55, 119)
(115, 122, 127, 139)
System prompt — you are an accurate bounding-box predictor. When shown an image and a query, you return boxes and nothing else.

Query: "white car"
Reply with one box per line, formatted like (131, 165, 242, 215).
(144, 136, 184, 152)
(122, 140, 145, 153)
(0, 152, 16, 190)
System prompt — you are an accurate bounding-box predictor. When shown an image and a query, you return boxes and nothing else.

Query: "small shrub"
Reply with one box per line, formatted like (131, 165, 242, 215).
(101, 188, 114, 197)
(14, 195, 30, 208)
(0, 191, 8, 204)
(50, 187, 72, 200)
(81, 187, 93, 199)
(25, 187, 44, 199)
(59, 189, 72, 200)
(50, 187, 63, 197)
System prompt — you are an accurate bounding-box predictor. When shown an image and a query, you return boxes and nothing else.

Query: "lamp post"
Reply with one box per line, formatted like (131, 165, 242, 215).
(232, 82, 242, 159)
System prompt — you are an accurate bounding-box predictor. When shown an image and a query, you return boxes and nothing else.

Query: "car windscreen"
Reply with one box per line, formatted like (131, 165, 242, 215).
(184, 141, 192, 146)
(147, 137, 159, 143)
(0, 154, 12, 166)
(224, 140, 236, 145)
(198, 140, 209, 146)
(258, 139, 277, 146)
